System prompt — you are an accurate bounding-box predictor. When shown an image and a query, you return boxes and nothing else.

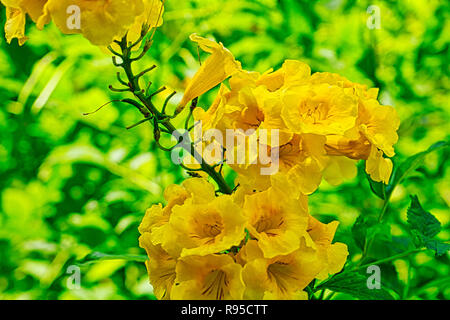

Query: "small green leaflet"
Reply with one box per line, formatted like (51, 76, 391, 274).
(78, 251, 148, 266)
(407, 195, 441, 238)
(407, 195, 450, 256)
(316, 271, 394, 300)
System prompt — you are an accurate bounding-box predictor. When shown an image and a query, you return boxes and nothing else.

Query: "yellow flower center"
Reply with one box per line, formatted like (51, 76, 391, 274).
(190, 213, 224, 245)
(254, 207, 285, 236)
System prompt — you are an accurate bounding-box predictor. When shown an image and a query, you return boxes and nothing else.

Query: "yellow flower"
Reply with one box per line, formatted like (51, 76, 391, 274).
(256, 59, 311, 91)
(139, 233, 177, 300)
(312, 71, 399, 183)
(305, 216, 348, 280)
(365, 145, 394, 184)
(195, 60, 375, 194)
(124, 0, 164, 44)
(138, 183, 190, 235)
(233, 133, 329, 195)
(239, 240, 321, 299)
(171, 254, 245, 300)
(145, 178, 246, 258)
(39, 0, 148, 46)
(139, 178, 216, 253)
(357, 99, 400, 158)
(178, 34, 242, 112)
(108, 0, 164, 52)
(162, 193, 247, 258)
(3, 6, 27, 45)
(242, 187, 309, 258)
(1, 0, 51, 45)
(194, 69, 292, 145)
(281, 83, 358, 136)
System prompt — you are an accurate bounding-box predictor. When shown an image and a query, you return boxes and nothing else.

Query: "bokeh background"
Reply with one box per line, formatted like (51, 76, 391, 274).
(0, 0, 448, 299)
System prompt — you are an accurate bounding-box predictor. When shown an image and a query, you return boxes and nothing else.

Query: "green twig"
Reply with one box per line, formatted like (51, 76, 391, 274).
(109, 34, 234, 194)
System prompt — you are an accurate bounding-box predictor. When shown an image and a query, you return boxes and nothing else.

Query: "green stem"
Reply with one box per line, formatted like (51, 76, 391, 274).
(351, 247, 426, 273)
(116, 37, 233, 195)
(377, 193, 392, 222)
(360, 189, 393, 264)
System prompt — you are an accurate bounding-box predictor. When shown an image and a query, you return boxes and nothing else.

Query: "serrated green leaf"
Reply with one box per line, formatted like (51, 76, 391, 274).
(406, 196, 449, 256)
(316, 272, 395, 300)
(423, 239, 450, 256)
(407, 195, 441, 238)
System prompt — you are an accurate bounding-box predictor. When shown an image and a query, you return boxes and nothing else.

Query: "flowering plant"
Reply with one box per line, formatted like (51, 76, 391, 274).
(1, 0, 448, 301)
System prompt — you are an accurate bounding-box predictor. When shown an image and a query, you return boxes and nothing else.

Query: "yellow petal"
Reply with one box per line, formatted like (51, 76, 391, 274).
(323, 156, 357, 186)
(4, 7, 28, 45)
(171, 254, 245, 300)
(366, 145, 393, 184)
(20, 0, 48, 22)
(177, 34, 242, 111)
(139, 234, 176, 300)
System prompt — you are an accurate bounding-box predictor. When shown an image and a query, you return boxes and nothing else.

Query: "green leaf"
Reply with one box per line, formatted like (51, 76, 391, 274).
(352, 215, 392, 258)
(407, 195, 441, 238)
(423, 239, 450, 257)
(366, 173, 387, 200)
(78, 251, 148, 266)
(316, 272, 394, 300)
(406, 196, 449, 256)
(389, 141, 449, 194)
(351, 215, 376, 250)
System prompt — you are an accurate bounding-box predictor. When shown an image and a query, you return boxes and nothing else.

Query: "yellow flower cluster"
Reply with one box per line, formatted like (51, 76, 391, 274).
(1, 0, 164, 46)
(139, 178, 348, 300)
(190, 36, 400, 194)
(138, 35, 400, 300)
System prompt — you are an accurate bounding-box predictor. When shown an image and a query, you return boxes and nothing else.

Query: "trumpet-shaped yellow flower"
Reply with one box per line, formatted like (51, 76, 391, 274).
(305, 216, 348, 280)
(195, 60, 382, 194)
(38, 0, 147, 46)
(144, 178, 245, 258)
(139, 178, 217, 253)
(281, 83, 358, 136)
(139, 233, 177, 300)
(242, 187, 309, 258)
(194, 69, 292, 145)
(171, 254, 245, 300)
(320, 76, 399, 183)
(162, 194, 247, 258)
(178, 34, 242, 111)
(239, 240, 321, 299)
(124, 0, 164, 44)
(232, 133, 329, 195)
(138, 183, 190, 235)
(108, 0, 164, 53)
(357, 99, 400, 158)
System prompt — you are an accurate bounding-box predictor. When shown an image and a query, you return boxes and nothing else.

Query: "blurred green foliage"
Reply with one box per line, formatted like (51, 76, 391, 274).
(0, 0, 448, 299)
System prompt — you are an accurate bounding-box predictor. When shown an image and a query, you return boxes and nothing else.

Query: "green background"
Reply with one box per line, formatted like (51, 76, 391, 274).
(0, 0, 448, 299)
